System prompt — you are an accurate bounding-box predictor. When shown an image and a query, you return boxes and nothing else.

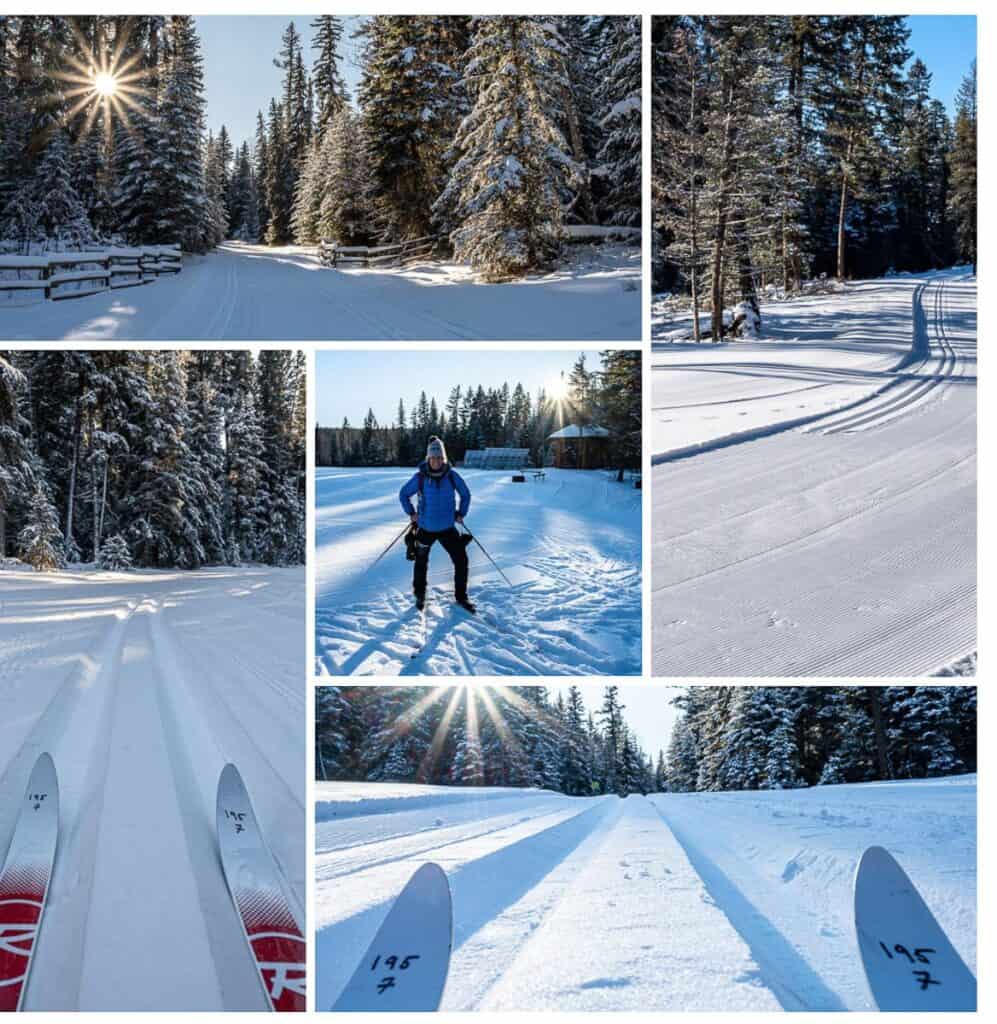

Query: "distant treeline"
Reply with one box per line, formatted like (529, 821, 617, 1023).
(317, 685, 657, 798)
(316, 351, 640, 470)
(663, 686, 976, 792)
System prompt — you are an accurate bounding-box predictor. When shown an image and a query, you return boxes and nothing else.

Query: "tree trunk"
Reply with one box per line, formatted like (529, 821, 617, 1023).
(64, 384, 83, 557)
(710, 112, 735, 340)
(836, 140, 851, 282)
(867, 688, 891, 780)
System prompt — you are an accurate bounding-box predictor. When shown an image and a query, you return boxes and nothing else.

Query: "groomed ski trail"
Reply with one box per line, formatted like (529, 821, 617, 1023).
(314, 779, 975, 1011)
(0, 566, 304, 1011)
(474, 795, 780, 1011)
(652, 271, 976, 676)
(0, 242, 640, 342)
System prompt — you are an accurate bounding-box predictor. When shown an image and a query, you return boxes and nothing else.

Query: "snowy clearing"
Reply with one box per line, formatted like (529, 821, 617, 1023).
(0, 241, 641, 341)
(314, 467, 642, 676)
(313, 776, 975, 1011)
(652, 270, 976, 676)
(0, 566, 305, 1010)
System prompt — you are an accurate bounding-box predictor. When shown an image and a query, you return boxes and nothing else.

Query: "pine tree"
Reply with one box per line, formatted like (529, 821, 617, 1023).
(311, 15, 350, 133)
(949, 62, 976, 271)
(594, 16, 641, 226)
(17, 482, 63, 570)
(435, 16, 576, 280)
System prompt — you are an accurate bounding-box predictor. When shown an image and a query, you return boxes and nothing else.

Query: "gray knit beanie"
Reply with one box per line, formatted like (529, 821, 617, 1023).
(426, 436, 447, 461)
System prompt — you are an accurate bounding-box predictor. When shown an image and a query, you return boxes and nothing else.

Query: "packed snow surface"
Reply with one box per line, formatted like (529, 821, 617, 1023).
(652, 270, 976, 675)
(0, 566, 305, 1010)
(314, 467, 642, 676)
(313, 776, 975, 1011)
(0, 241, 640, 341)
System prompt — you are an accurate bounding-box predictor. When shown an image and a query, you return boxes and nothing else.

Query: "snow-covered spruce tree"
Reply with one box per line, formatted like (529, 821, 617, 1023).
(0, 354, 33, 556)
(122, 351, 206, 568)
(28, 129, 95, 249)
(202, 130, 229, 248)
(594, 16, 641, 227)
(358, 16, 470, 242)
(97, 532, 132, 570)
(156, 16, 209, 250)
(228, 142, 260, 241)
(948, 62, 976, 271)
(317, 107, 374, 245)
(311, 15, 350, 134)
(17, 482, 63, 571)
(290, 137, 324, 244)
(253, 110, 271, 240)
(435, 16, 576, 281)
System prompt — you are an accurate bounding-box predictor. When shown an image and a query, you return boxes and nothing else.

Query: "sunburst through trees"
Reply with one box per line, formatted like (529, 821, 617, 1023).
(55, 19, 151, 143)
(315, 685, 658, 797)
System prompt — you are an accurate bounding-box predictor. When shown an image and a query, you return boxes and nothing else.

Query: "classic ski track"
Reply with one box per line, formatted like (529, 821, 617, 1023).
(652, 272, 975, 677)
(155, 609, 303, 817)
(815, 278, 956, 434)
(146, 608, 276, 1010)
(0, 572, 304, 1010)
(316, 804, 597, 885)
(648, 800, 834, 1011)
(9, 597, 137, 1011)
(315, 798, 620, 1009)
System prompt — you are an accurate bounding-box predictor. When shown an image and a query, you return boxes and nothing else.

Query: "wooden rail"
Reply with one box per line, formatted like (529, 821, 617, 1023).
(318, 235, 438, 269)
(0, 244, 182, 302)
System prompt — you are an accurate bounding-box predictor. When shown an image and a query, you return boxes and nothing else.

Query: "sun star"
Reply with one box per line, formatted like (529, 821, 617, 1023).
(93, 71, 118, 98)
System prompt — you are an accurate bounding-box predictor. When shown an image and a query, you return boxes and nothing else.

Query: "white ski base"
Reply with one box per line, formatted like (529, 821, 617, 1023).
(331, 863, 452, 1012)
(855, 845, 976, 1011)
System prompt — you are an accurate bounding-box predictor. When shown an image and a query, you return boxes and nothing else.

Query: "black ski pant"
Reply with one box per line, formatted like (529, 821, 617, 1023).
(413, 526, 468, 601)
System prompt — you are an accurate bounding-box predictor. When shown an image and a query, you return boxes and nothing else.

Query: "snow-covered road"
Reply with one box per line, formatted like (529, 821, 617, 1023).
(313, 777, 976, 1011)
(314, 468, 642, 676)
(0, 566, 305, 1010)
(0, 241, 640, 341)
(652, 271, 976, 676)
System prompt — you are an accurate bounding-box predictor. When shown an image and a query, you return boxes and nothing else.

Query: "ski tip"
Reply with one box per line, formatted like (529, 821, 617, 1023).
(410, 861, 449, 889)
(29, 751, 58, 794)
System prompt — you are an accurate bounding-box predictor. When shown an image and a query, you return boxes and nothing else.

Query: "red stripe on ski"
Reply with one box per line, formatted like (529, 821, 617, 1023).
(0, 866, 50, 1011)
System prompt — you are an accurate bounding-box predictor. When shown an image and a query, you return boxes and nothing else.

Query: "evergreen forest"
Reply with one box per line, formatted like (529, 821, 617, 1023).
(652, 16, 977, 338)
(1, 350, 306, 570)
(315, 350, 641, 472)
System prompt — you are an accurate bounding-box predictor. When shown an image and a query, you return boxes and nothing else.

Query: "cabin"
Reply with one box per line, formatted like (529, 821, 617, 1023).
(546, 424, 611, 469)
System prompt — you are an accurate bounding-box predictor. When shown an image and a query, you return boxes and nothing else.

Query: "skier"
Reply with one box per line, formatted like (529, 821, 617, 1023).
(399, 437, 475, 614)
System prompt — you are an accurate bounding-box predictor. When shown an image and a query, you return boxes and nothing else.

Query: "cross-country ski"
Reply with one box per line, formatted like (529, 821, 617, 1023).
(217, 764, 306, 1012)
(331, 863, 453, 1012)
(854, 846, 976, 1012)
(315, 684, 977, 1011)
(0, 754, 58, 1013)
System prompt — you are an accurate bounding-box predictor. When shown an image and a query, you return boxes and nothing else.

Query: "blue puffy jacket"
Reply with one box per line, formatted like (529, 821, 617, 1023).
(399, 462, 471, 532)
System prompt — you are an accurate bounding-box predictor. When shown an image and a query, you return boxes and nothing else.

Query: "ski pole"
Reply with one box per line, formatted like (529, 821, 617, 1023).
(367, 522, 411, 573)
(459, 523, 513, 587)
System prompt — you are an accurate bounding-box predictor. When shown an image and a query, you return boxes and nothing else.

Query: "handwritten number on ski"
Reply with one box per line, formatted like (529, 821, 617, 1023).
(878, 941, 942, 992)
(369, 953, 421, 996)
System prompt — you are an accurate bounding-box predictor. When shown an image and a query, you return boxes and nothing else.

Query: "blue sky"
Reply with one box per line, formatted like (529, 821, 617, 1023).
(199, 15, 976, 146)
(550, 685, 683, 761)
(906, 15, 976, 113)
(316, 349, 605, 427)
(197, 15, 366, 147)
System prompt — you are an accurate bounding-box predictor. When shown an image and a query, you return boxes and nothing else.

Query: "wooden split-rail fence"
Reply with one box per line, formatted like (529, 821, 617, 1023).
(0, 244, 181, 302)
(317, 235, 438, 269)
